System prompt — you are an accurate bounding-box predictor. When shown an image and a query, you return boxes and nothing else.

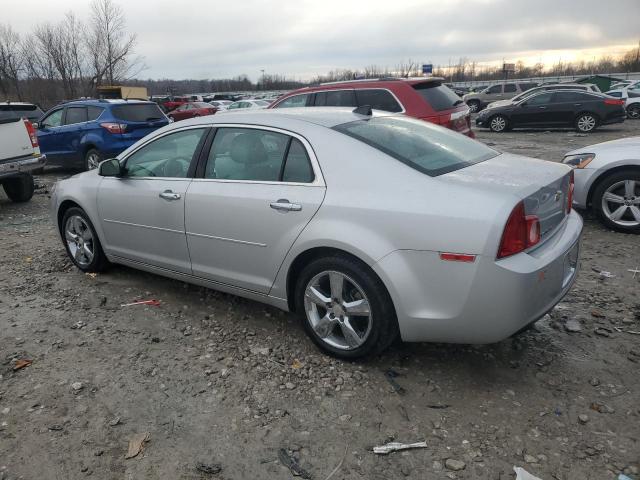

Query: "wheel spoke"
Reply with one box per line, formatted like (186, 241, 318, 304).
(630, 206, 640, 222)
(81, 229, 92, 241)
(329, 273, 344, 302)
(603, 192, 625, 204)
(313, 314, 335, 338)
(83, 244, 93, 259)
(305, 286, 331, 307)
(343, 298, 371, 316)
(65, 229, 78, 242)
(339, 319, 362, 348)
(74, 246, 84, 261)
(610, 205, 627, 221)
(624, 180, 636, 198)
(73, 217, 83, 234)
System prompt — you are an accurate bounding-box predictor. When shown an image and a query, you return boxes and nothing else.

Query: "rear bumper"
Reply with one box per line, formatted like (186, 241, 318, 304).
(0, 153, 47, 178)
(601, 114, 626, 126)
(373, 210, 583, 343)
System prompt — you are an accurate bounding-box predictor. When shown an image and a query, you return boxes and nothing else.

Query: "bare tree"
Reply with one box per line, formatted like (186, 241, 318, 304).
(0, 24, 24, 99)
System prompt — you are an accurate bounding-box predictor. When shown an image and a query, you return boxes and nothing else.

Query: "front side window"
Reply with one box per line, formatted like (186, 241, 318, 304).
(486, 85, 502, 94)
(41, 109, 64, 128)
(274, 94, 309, 108)
(64, 107, 88, 125)
(124, 128, 206, 178)
(355, 89, 403, 113)
(526, 92, 553, 106)
(504, 84, 517, 93)
(333, 116, 497, 177)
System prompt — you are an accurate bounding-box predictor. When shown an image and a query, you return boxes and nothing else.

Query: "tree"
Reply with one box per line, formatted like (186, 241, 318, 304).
(0, 24, 24, 99)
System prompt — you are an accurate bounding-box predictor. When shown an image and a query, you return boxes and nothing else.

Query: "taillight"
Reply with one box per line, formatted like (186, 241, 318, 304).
(497, 201, 540, 259)
(23, 119, 39, 148)
(100, 122, 127, 134)
(567, 171, 574, 214)
(604, 98, 625, 105)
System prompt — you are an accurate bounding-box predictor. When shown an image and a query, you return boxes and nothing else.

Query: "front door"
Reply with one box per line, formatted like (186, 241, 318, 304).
(97, 127, 208, 273)
(511, 92, 554, 127)
(36, 108, 65, 163)
(185, 126, 325, 293)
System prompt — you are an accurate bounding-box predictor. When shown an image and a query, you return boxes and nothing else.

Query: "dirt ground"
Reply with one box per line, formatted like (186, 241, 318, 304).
(1, 120, 639, 480)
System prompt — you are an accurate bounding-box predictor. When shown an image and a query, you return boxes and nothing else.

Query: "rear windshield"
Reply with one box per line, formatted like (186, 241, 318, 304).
(412, 83, 463, 111)
(111, 103, 165, 122)
(0, 104, 44, 121)
(333, 116, 497, 176)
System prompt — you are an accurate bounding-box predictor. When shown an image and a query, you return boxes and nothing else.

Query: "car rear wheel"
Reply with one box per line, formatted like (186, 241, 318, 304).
(627, 104, 640, 119)
(61, 207, 109, 272)
(592, 170, 640, 234)
(2, 173, 34, 202)
(467, 100, 481, 113)
(489, 115, 508, 132)
(85, 149, 102, 171)
(295, 254, 398, 359)
(575, 113, 598, 133)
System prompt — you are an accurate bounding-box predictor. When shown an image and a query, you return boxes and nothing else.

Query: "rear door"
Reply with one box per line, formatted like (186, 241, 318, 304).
(110, 103, 168, 144)
(313, 89, 357, 107)
(550, 91, 587, 125)
(36, 108, 65, 162)
(185, 126, 325, 293)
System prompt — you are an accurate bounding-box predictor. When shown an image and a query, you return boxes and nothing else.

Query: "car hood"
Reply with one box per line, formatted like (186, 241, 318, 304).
(565, 135, 640, 156)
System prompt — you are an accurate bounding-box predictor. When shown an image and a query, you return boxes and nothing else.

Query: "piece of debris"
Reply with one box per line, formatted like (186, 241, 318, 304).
(125, 432, 150, 459)
(595, 327, 612, 337)
(120, 299, 161, 307)
(323, 445, 347, 480)
(591, 310, 605, 318)
(514, 466, 543, 480)
(278, 448, 312, 479)
(48, 424, 64, 431)
(196, 462, 222, 475)
(71, 382, 84, 392)
(628, 268, 640, 279)
(13, 359, 32, 371)
(599, 271, 615, 279)
(445, 458, 466, 471)
(590, 402, 615, 414)
(578, 414, 589, 424)
(108, 417, 121, 427)
(384, 369, 406, 395)
(426, 404, 450, 409)
(564, 319, 582, 333)
(85, 272, 98, 279)
(373, 441, 427, 455)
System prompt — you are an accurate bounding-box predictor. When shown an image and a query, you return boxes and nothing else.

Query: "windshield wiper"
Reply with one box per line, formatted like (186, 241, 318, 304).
(146, 117, 162, 121)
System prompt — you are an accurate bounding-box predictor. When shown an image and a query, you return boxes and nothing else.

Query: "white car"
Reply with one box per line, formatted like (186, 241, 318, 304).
(224, 100, 271, 111)
(564, 136, 640, 233)
(208, 100, 233, 111)
(605, 86, 640, 119)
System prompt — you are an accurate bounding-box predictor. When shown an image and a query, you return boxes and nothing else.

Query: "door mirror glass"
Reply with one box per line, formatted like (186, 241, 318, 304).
(99, 158, 122, 177)
(32, 122, 40, 129)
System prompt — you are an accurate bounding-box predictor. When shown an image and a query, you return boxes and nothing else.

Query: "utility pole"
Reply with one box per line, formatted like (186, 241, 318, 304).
(260, 69, 265, 91)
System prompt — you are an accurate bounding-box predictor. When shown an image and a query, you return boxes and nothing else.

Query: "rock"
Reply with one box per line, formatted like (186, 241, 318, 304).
(285, 382, 296, 390)
(250, 346, 270, 356)
(589, 377, 601, 387)
(524, 454, 538, 464)
(433, 460, 443, 471)
(445, 459, 466, 471)
(594, 328, 611, 337)
(339, 414, 351, 422)
(71, 382, 84, 392)
(564, 319, 582, 333)
(578, 414, 589, 424)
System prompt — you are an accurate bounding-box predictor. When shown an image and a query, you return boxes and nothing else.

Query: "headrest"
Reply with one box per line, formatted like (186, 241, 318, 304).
(230, 133, 268, 165)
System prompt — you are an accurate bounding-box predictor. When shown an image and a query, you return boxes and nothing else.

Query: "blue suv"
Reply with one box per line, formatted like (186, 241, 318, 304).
(36, 99, 169, 170)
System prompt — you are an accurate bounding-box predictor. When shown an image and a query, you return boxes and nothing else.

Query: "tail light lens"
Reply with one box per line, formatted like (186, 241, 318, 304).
(23, 119, 39, 148)
(100, 122, 127, 134)
(497, 201, 540, 259)
(567, 171, 574, 214)
(604, 98, 625, 105)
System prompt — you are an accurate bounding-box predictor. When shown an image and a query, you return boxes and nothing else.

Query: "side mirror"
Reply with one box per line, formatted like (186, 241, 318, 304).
(33, 122, 40, 129)
(98, 158, 122, 177)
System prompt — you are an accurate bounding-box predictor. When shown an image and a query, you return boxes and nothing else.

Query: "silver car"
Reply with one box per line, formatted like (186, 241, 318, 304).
(564, 136, 640, 233)
(51, 108, 582, 358)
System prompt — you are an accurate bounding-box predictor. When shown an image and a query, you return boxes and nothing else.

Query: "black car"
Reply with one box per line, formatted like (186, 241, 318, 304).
(475, 90, 626, 133)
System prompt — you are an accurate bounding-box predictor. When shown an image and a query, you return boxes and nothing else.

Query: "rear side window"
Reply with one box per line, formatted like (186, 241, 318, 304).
(314, 90, 357, 107)
(274, 94, 309, 108)
(87, 106, 104, 121)
(504, 84, 517, 93)
(486, 85, 502, 94)
(111, 103, 165, 122)
(283, 139, 314, 183)
(519, 83, 538, 91)
(553, 91, 587, 102)
(355, 89, 403, 113)
(65, 107, 88, 125)
(333, 116, 497, 177)
(413, 83, 463, 111)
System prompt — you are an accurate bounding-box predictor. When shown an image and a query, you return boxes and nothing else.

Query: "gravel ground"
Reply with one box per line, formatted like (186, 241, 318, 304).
(1, 120, 639, 480)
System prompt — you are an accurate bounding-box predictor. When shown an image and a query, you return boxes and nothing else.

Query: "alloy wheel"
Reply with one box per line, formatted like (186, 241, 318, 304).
(577, 115, 596, 132)
(86, 152, 101, 170)
(601, 180, 640, 227)
(303, 270, 372, 351)
(490, 116, 506, 132)
(65, 215, 95, 266)
(468, 102, 479, 113)
(628, 105, 640, 119)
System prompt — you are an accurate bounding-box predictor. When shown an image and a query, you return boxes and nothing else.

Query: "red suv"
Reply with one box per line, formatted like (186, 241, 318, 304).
(269, 77, 473, 137)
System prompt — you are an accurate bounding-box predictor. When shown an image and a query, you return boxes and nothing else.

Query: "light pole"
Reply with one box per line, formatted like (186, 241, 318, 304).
(260, 69, 265, 91)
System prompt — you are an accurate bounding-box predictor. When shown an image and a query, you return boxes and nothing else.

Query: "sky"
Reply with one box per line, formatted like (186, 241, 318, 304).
(4, 0, 639, 81)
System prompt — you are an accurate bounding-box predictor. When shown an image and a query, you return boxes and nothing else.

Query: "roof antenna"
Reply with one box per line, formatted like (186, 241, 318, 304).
(353, 105, 372, 116)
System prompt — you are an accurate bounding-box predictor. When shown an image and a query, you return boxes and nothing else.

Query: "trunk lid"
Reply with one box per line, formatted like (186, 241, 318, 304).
(442, 153, 572, 241)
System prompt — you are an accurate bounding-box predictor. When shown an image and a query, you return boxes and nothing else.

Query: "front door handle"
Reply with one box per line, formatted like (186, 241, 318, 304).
(159, 190, 181, 201)
(270, 199, 302, 212)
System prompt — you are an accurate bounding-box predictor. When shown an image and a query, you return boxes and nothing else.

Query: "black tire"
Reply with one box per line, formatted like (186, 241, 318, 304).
(488, 114, 509, 132)
(575, 112, 598, 133)
(2, 174, 34, 202)
(294, 254, 398, 359)
(592, 169, 640, 234)
(627, 104, 640, 119)
(467, 100, 481, 113)
(61, 207, 109, 272)
(85, 149, 102, 171)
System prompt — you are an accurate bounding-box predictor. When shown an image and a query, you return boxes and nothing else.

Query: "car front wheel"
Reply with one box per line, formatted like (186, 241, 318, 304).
(489, 115, 508, 132)
(61, 207, 109, 271)
(575, 113, 598, 133)
(592, 169, 640, 234)
(295, 254, 398, 359)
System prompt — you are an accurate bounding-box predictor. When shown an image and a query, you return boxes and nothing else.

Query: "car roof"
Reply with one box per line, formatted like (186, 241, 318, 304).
(62, 99, 153, 106)
(0, 101, 38, 106)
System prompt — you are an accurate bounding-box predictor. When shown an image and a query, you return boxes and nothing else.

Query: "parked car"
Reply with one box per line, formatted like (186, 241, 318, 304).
(226, 100, 271, 110)
(0, 116, 46, 202)
(51, 108, 581, 358)
(161, 96, 190, 112)
(605, 88, 640, 119)
(167, 102, 217, 121)
(485, 83, 601, 110)
(463, 82, 539, 112)
(270, 77, 474, 137)
(564, 136, 640, 233)
(208, 100, 233, 111)
(36, 99, 169, 170)
(0, 102, 45, 124)
(475, 90, 626, 133)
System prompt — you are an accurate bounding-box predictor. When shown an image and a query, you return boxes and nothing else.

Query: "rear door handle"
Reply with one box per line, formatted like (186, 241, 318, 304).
(538, 106, 547, 109)
(574, 103, 582, 106)
(270, 199, 302, 212)
(159, 190, 181, 201)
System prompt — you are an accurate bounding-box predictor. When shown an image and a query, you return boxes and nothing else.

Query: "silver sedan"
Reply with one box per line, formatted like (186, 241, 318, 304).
(51, 108, 582, 358)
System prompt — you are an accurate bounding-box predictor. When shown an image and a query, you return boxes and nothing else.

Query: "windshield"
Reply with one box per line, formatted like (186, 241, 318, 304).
(333, 116, 497, 176)
(112, 103, 165, 122)
(412, 83, 463, 111)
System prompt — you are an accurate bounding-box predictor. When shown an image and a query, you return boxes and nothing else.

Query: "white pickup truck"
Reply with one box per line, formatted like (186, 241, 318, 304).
(0, 117, 47, 202)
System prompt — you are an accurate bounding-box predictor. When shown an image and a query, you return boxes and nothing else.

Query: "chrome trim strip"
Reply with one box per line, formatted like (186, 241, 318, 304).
(103, 218, 184, 234)
(186, 231, 266, 247)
